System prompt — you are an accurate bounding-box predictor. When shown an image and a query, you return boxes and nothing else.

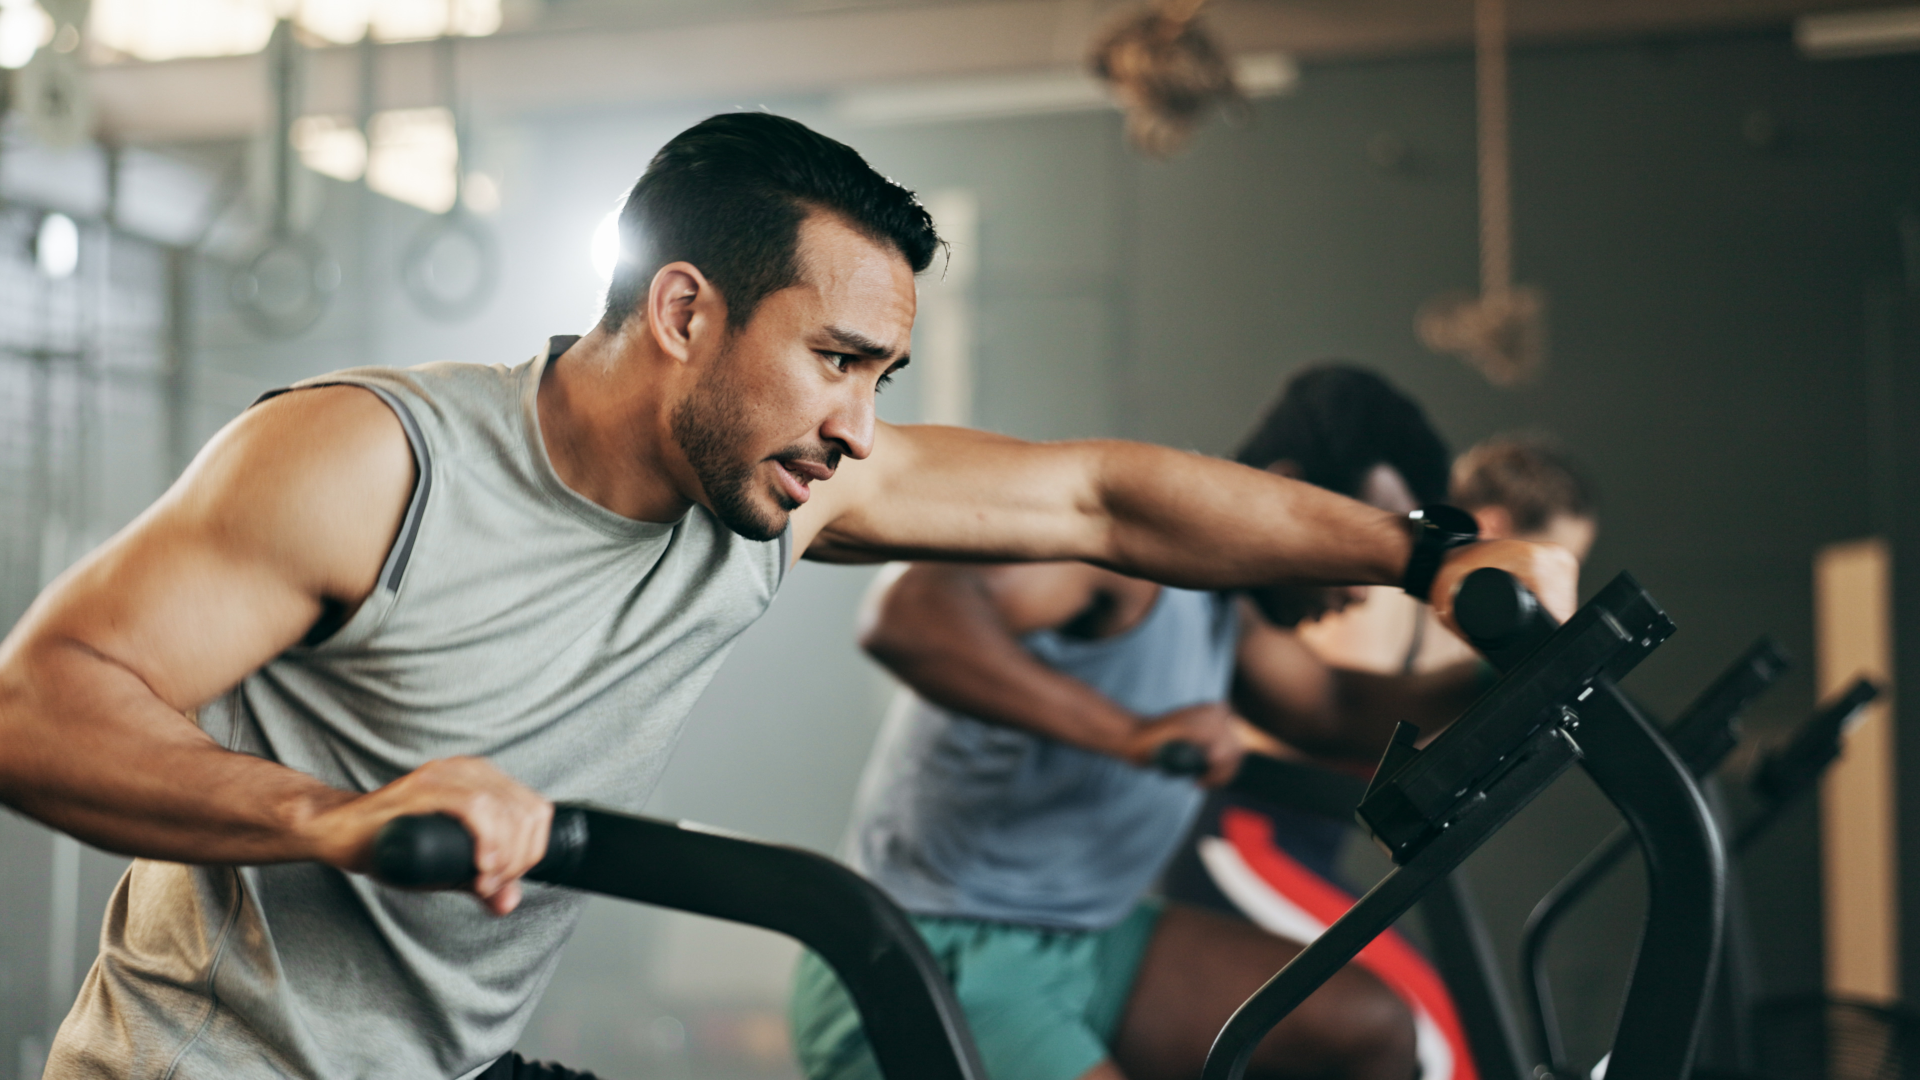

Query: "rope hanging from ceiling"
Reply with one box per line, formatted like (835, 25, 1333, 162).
(1416, 0, 1548, 386)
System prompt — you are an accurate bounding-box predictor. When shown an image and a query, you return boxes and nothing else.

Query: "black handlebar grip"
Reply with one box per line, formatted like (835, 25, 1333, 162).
(1453, 567, 1559, 672)
(371, 805, 592, 889)
(1153, 740, 1211, 777)
(371, 812, 475, 887)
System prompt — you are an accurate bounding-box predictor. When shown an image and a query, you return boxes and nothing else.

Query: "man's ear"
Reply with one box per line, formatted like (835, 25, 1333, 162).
(1471, 505, 1513, 540)
(1264, 459, 1303, 479)
(645, 261, 723, 364)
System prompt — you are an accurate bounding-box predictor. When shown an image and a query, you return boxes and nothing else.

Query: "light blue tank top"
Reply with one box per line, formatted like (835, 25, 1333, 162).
(846, 587, 1241, 930)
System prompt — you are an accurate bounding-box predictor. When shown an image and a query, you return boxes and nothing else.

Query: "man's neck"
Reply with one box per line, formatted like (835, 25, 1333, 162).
(536, 327, 694, 523)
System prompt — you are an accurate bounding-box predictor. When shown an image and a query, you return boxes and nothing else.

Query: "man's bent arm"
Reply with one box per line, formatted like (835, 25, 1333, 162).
(862, 563, 1243, 781)
(1230, 604, 1485, 761)
(0, 388, 548, 912)
(796, 424, 1576, 624)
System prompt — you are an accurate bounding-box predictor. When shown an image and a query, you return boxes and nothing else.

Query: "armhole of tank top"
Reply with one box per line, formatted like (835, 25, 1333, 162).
(251, 381, 432, 646)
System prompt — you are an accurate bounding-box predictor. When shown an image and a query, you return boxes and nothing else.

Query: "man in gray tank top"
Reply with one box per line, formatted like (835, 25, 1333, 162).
(0, 112, 1573, 1080)
(792, 367, 1492, 1080)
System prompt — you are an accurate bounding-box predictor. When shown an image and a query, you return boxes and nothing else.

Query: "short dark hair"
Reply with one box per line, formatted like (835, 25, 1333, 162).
(600, 112, 942, 332)
(1451, 434, 1597, 533)
(1234, 364, 1451, 504)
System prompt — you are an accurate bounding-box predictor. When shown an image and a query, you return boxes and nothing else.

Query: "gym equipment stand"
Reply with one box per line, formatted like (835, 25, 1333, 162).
(1521, 673, 1880, 1077)
(1199, 569, 1724, 1080)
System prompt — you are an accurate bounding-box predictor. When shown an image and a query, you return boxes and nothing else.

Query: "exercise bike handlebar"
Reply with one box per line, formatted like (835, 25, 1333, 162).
(371, 806, 987, 1080)
(372, 810, 584, 888)
(1197, 569, 1725, 1080)
(1152, 567, 1587, 787)
(1452, 565, 1562, 666)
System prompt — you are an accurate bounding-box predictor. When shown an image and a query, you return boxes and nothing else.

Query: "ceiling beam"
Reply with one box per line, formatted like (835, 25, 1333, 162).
(84, 0, 1868, 146)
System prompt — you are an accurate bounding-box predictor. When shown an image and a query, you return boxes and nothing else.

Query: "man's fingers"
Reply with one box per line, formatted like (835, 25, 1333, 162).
(481, 879, 523, 916)
(1431, 539, 1579, 630)
(1535, 544, 1580, 622)
(355, 755, 551, 911)
(463, 792, 550, 904)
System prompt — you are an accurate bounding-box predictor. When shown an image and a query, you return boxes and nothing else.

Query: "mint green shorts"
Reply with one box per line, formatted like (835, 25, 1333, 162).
(788, 901, 1162, 1080)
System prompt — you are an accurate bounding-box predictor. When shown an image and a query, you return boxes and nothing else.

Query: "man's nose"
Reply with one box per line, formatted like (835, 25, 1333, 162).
(821, 386, 877, 461)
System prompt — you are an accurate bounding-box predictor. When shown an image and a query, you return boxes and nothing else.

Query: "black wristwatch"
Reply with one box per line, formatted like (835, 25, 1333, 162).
(1400, 505, 1480, 602)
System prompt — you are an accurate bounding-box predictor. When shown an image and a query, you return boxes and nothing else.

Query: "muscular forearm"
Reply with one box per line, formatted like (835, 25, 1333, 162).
(0, 638, 353, 866)
(1093, 442, 1412, 590)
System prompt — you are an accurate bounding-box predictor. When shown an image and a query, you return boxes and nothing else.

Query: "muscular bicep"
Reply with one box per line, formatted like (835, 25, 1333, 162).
(12, 385, 415, 711)
(794, 422, 1109, 566)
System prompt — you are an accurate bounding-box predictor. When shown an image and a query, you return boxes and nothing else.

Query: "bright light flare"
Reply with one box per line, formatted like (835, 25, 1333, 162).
(591, 209, 622, 282)
(0, 0, 52, 69)
(36, 212, 78, 279)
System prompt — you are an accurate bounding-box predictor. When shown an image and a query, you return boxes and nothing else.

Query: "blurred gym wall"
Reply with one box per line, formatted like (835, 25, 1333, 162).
(2, 22, 1918, 1079)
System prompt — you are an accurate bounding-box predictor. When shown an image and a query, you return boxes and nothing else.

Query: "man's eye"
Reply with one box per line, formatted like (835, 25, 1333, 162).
(823, 352, 854, 371)
(876, 372, 895, 393)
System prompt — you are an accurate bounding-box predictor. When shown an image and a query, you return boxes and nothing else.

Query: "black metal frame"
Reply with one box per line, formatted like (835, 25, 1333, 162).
(373, 809, 988, 1080)
(1520, 674, 1880, 1075)
(369, 567, 1757, 1080)
(1200, 570, 1728, 1080)
(1217, 755, 1536, 1080)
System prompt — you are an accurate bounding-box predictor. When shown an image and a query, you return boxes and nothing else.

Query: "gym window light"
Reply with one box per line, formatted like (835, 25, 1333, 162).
(292, 107, 495, 217)
(0, 0, 51, 69)
(87, 0, 500, 62)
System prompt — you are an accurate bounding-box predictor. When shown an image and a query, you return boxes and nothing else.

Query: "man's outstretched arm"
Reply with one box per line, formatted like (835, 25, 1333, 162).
(796, 423, 1578, 625)
(0, 387, 549, 914)
(861, 562, 1247, 784)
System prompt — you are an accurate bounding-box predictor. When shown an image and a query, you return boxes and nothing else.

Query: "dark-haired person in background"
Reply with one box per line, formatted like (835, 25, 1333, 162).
(795, 366, 1499, 1080)
(1167, 431, 1600, 1080)
(0, 115, 1572, 1079)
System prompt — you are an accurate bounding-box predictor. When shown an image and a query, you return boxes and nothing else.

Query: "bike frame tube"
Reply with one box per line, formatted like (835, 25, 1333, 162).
(1200, 725, 1584, 1080)
(1203, 570, 1724, 1080)
(1221, 755, 1535, 1080)
(1562, 683, 1726, 1080)
(537, 809, 988, 1080)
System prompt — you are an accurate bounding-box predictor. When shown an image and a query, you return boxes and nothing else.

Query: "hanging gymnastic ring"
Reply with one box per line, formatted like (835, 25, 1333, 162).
(229, 231, 339, 339)
(401, 209, 498, 322)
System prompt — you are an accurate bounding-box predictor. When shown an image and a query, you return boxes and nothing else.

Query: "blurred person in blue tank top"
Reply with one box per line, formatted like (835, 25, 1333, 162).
(790, 366, 1501, 1080)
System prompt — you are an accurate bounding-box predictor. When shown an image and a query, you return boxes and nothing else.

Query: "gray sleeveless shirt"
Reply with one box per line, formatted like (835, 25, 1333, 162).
(846, 587, 1240, 930)
(49, 338, 789, 1080)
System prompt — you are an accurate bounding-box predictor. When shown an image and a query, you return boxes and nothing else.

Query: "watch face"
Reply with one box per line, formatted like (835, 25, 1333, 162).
(1416, 504, 1480, 540)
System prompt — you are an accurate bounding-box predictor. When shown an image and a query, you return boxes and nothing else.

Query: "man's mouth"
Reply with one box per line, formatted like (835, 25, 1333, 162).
(771, 456, 836, 506)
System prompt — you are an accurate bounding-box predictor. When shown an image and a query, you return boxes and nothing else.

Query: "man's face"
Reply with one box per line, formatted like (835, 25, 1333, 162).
(670, 213, 916, 540)
(1247, 462, 1417, 627)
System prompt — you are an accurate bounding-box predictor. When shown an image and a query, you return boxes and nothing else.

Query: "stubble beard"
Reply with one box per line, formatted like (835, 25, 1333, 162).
(671, 357, 791, 542)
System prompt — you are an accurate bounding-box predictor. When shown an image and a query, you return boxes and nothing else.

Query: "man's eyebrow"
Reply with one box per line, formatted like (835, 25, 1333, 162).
(823, 325, 903, 360)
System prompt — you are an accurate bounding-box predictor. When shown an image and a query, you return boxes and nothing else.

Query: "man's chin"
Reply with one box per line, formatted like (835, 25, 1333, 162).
(710, 491, 793, 542)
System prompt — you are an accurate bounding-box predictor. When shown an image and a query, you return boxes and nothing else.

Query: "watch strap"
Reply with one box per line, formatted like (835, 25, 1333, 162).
(1401, 504, 1480, 602)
